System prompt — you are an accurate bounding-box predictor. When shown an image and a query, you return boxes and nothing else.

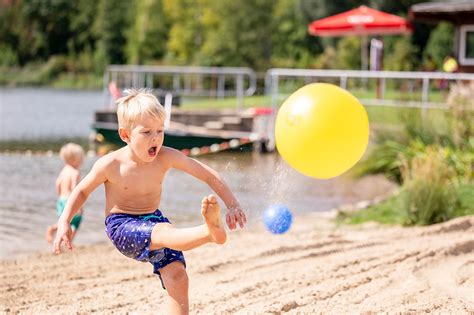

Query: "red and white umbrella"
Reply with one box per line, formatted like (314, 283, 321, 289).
(309, 6, 412, 37)
(308, 6, 412, 70)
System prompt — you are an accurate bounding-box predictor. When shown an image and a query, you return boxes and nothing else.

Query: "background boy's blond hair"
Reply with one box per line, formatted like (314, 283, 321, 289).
(116, 88, 166, 131)
(59, 143, 85, 164)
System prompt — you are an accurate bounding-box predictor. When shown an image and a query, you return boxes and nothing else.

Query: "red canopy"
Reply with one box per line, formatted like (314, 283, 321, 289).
(308, 6, 412, 37)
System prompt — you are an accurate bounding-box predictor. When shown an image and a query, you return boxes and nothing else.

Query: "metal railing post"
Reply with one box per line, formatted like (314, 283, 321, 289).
(173, 74, 180, 93)
(421, 77, 430, 105)
(217, 75, 225, 99)
(236, 74, 244, 111)
(146, 73, 153, 88)
(184, 76, 191, 93)
(103, 71, 110, 109)
(340, 76, 347, 90)
(381, 78, 386, 100)
(271, 74, 279, 110)
(421, 77, 430, 122)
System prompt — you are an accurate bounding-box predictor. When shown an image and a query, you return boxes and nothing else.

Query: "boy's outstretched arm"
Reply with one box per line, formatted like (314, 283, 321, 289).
(166, 148, 247, 230)
(54, 159, 108, 254)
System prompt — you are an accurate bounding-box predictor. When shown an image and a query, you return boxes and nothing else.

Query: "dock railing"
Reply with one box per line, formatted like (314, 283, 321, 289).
(265, 68, 474, 111)
(104, 65, 257, 110)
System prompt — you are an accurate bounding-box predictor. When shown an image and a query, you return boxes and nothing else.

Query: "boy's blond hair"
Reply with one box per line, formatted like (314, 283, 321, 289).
(116, 88, 166, 131)
(59, 143, 85, 164)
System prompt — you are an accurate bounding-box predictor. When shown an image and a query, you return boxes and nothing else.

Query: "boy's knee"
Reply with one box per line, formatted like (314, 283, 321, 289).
(162, 263, 188, 286)
(171, 269, 188, 285)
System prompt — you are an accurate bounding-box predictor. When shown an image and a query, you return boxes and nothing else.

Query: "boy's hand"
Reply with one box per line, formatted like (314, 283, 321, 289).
(54, 222, 73, 254)
(226, 207, 247, 230)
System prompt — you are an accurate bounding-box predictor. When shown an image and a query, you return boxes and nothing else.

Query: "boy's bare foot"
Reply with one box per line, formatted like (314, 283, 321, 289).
(46, 226, 57, 244)
(201, 195, 227, 244)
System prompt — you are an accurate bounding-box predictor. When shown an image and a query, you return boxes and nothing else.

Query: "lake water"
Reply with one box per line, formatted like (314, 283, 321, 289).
(0, 88, 103, 140)
(0, 88, 395, 259)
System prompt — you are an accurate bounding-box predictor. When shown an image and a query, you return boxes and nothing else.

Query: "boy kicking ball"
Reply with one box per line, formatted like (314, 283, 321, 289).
(54, 89, 246, 314)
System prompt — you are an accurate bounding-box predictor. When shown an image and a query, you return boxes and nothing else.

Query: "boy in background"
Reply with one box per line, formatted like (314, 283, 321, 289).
(46, 143, 85, 243)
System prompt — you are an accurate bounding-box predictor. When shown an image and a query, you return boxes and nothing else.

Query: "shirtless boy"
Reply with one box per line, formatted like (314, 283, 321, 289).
(46, 143, 85, 243)
(54, 89, 247, 314)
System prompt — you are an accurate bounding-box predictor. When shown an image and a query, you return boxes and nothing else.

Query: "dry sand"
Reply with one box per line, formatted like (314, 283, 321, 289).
(1, 213, 473, 314)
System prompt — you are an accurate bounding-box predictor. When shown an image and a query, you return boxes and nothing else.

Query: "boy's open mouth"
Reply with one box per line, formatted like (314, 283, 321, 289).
(148, 146, 157, 156)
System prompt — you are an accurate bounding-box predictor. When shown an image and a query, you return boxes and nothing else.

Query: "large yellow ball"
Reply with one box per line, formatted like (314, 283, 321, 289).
(275, 83, 369, 179)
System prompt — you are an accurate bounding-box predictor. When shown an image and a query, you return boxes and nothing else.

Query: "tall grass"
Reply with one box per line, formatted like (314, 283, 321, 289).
(400, 147, 458, 225)
(338, 145, 473, 226)
(447, 81, 474, 150)
(343, 82, 474, 226)
(355, 82, 474, 181)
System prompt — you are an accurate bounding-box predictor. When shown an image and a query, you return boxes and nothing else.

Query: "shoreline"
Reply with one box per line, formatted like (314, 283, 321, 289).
(0, 172, 399, 261)
(2, 212, 473, 313)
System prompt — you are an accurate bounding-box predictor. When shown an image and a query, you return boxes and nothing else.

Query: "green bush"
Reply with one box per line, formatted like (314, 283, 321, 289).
(313, 46, 336, 70)
(37, 55, 68, 82)
(340, 145, 472, 226)
(336, 195, 403, 226)
(348, 81, 473, 226)
(447, 82, 474, 150)
(337, 181, 473, 226)
(357, 83, 474, 182)
(423, 22, 454, 70)
(334, 36, 361, 70)
(400, 147, 459, 225)
(51, 72, 102, 89)
(353, 139, 407, 183)
(384, 37, 419, 72)
(0, 44, 19, 67)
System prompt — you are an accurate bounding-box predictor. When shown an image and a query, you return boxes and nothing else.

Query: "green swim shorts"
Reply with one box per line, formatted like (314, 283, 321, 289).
(56, 197, 83, 230)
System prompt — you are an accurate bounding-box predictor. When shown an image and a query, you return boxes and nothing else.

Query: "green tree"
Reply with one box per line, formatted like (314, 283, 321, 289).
(370, 0, 425, 15)
(94, 0, 131, 67)
(271, 0, 314, 68)
(163, 0, 205, 65)
(423, 22, 454, 70)
(384, 36, 418, 71)
(67, 0, 98, 56)
(5, 0, 74, 64)
(197, 0, 274, 70)
(301, 0, 365, 22)
(126, 0, 169, 64)
(0, 44, 18, 66)
(334, 36, 361, 69)
(0, 1, 19, 66)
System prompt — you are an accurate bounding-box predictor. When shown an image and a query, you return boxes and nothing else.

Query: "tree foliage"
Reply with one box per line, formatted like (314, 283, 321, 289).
(423, 22, 455, 71)
(93, 0, 130, 66)
(335, 36, 361, 70)
(126, 0, 169, 64)
(0, 0, 447, 86)
(384, 36, 419, 71)
(270, 0, 315, 68)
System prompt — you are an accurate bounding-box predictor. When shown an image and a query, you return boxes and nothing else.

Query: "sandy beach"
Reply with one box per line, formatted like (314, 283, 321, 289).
(1, 213, 473, 314)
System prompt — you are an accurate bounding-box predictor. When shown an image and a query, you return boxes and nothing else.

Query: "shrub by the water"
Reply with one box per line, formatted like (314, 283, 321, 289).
(345, 82, 473, 226)
(399, 147, 458, 225)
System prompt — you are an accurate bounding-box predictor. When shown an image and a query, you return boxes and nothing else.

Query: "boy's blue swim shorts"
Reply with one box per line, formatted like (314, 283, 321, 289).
(105, 209, 186, 289)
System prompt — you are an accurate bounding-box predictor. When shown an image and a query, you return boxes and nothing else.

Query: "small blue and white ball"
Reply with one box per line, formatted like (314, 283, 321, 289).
(263, 205, 292, 234)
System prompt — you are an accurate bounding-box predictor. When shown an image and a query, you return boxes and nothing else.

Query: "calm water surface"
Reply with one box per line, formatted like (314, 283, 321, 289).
(0, 88, 103, 140)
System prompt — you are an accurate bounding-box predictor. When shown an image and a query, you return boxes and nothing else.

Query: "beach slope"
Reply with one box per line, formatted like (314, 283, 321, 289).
(2, 214, 473, 314)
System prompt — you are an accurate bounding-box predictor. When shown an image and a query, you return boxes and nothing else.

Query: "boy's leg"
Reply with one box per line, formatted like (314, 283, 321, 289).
(70, 229, 78, 241)
(46, 224, 57, 244)
(69, 215, 82, 241)
(160, 261, 189, 315)
(150, 195, 226, 251)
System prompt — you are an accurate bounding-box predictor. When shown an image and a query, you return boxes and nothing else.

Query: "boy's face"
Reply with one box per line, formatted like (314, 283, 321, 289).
(120, 115, 164, 163)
